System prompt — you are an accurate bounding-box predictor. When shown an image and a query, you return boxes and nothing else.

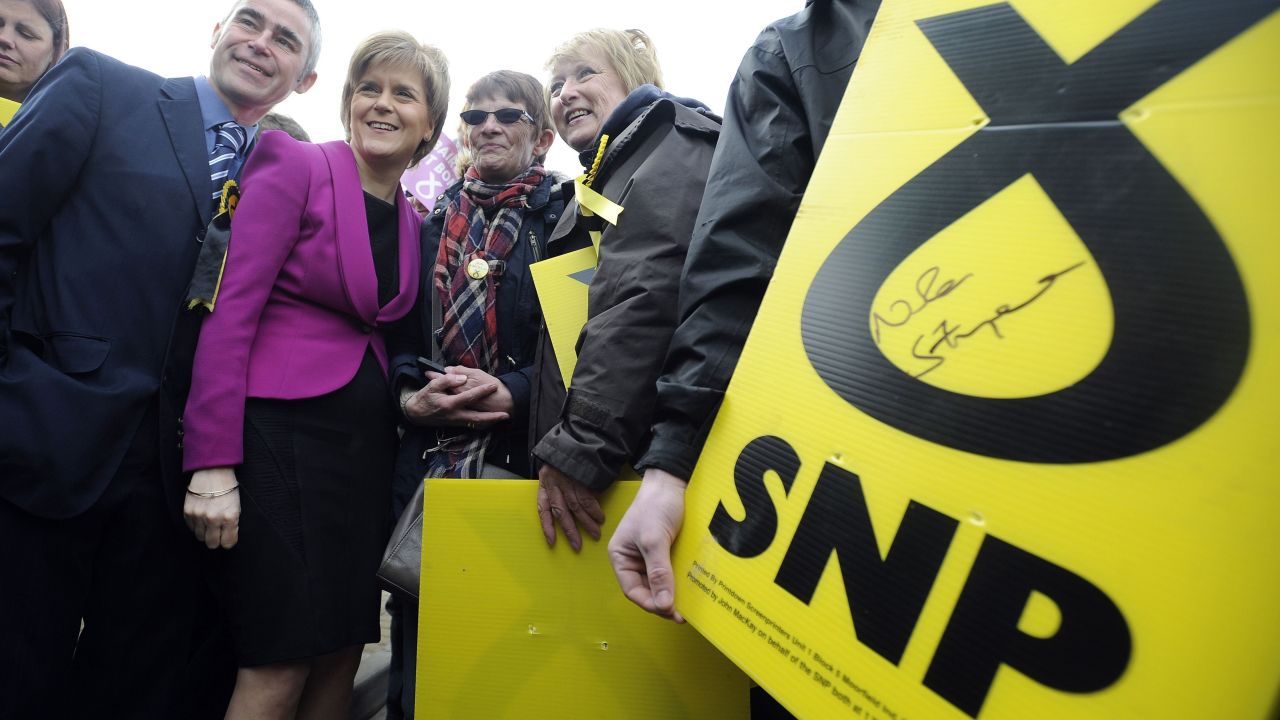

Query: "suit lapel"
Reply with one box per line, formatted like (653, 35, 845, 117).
(376, 192, 423, 322)
(318, 142, 379, 321)
(158, 77, 211, 228)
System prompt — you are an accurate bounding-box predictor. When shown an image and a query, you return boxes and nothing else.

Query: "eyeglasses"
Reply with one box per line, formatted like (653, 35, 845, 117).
(459, 108, 535, 126)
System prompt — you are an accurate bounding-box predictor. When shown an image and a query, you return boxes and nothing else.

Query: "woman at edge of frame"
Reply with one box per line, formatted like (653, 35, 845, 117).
(528, 27, 722, 552)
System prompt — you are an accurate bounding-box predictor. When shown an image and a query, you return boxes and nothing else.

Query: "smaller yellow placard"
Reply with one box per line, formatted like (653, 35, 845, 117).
(530, 246, 597, 387)
(418, 479, 750, 718)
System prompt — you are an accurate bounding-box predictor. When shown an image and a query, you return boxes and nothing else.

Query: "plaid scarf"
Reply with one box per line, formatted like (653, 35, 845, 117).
(427, 164, 545, 478)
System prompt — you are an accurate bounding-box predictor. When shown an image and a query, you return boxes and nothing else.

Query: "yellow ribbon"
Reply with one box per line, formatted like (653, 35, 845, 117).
(575, 180, 623, 256)
(569, 133, 624, 256)
(185, 180, 240, 311)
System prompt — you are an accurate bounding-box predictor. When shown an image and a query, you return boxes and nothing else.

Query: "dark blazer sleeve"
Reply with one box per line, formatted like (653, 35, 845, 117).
(1, 50, 208, 517)
(0, 49, 101, 348)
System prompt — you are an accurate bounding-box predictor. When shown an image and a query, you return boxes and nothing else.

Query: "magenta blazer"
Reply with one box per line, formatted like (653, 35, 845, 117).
(183, 132, 421, 471)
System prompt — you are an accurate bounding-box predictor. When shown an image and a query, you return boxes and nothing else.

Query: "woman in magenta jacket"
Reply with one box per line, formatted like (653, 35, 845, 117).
(181, 31, 448, 716)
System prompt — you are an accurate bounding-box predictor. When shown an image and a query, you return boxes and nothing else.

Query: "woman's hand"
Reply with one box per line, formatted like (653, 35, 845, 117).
(402, 370, 510, 429)
(184, 467, 241, 550)
(443, 366, 514, 415)
(537, 463, 604, 552)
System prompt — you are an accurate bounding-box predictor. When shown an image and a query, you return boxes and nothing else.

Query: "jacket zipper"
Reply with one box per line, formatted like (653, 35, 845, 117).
(528, 230, 540, 262)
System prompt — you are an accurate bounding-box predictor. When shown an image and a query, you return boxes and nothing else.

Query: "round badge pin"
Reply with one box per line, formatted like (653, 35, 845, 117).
(467, 258, 489, 280)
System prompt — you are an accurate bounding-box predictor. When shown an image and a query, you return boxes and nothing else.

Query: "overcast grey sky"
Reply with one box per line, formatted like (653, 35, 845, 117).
(60, 0, 797, 174)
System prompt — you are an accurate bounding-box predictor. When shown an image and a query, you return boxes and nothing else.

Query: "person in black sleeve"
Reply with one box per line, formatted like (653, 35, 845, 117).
(607, 0, 883, 621)
(529, 28, 722, 551)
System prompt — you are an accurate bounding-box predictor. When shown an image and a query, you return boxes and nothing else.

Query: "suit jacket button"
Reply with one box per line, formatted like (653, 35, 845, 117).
(360, 324, 373, 334)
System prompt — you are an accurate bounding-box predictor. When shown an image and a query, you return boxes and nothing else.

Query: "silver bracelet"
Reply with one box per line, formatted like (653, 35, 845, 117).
(186, 484, 239, 499)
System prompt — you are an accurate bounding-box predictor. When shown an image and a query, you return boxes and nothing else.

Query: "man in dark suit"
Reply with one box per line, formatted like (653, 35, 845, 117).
(0, 0, 319, 715)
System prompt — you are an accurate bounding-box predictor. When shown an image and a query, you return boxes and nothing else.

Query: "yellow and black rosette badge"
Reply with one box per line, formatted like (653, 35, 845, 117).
(217, 179, 240, 219)
(185, 179, 242, 312)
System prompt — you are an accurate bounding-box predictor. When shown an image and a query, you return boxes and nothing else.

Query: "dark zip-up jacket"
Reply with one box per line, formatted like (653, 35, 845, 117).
(638, 0, 882, 478)
(530, 96, 722, 491)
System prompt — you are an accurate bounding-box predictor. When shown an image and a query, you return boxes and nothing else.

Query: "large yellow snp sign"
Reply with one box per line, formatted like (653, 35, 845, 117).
(675, 0, 1279, 718)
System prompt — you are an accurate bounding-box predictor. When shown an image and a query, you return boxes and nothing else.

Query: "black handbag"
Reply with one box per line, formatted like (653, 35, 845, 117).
(377, 480, 425, 599)
(376, 283, 523, 598)
(376, 458, 522, 599)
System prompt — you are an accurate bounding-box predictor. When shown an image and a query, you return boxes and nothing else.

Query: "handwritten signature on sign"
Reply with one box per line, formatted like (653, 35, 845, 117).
(872, 262, 1086, 379)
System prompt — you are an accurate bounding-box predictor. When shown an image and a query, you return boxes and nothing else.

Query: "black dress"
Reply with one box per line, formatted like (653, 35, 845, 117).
(212, 192, 401, 666)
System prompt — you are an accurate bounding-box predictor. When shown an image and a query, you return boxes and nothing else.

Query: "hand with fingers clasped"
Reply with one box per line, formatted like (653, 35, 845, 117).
(537, 463, 604, 553)
(185, 466, 242, 550)
(402, 367, 510, 430)
(439, 366, 514, 416)
(608, 467, 688, 622)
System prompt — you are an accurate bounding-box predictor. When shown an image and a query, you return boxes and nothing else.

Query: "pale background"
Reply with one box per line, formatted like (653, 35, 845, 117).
(59, 0, 799, 174)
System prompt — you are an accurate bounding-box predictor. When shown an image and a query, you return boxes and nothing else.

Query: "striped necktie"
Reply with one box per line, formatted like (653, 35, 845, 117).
(209, 121, 247, 208)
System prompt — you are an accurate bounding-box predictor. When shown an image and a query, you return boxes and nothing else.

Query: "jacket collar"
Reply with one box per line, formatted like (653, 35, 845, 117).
(380, 189, 422, 323)
(576, 85, 713, 171)
(526, 171, 555, 211)
(318, 141, 421, 323)
(157, 76, 212, 228)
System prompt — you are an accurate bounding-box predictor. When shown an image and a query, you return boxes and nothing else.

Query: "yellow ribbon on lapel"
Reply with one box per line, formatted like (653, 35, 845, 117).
(185, 179, 240, 312)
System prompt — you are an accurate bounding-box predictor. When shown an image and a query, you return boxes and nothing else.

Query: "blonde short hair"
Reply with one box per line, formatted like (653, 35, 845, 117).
(544, 28, 662, 101)
(340, 31, 450, 167)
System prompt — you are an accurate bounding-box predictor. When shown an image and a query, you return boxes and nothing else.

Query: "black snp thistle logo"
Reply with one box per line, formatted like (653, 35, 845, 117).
(802, 0, 1271, 464)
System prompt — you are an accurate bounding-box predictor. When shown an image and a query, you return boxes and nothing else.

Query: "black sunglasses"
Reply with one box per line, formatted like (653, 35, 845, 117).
(459, 108, 535, 126)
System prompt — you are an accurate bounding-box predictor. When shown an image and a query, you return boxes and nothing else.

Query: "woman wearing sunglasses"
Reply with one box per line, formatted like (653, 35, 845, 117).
(527, 28, 721, 553)
(385, 69, 563, 719)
